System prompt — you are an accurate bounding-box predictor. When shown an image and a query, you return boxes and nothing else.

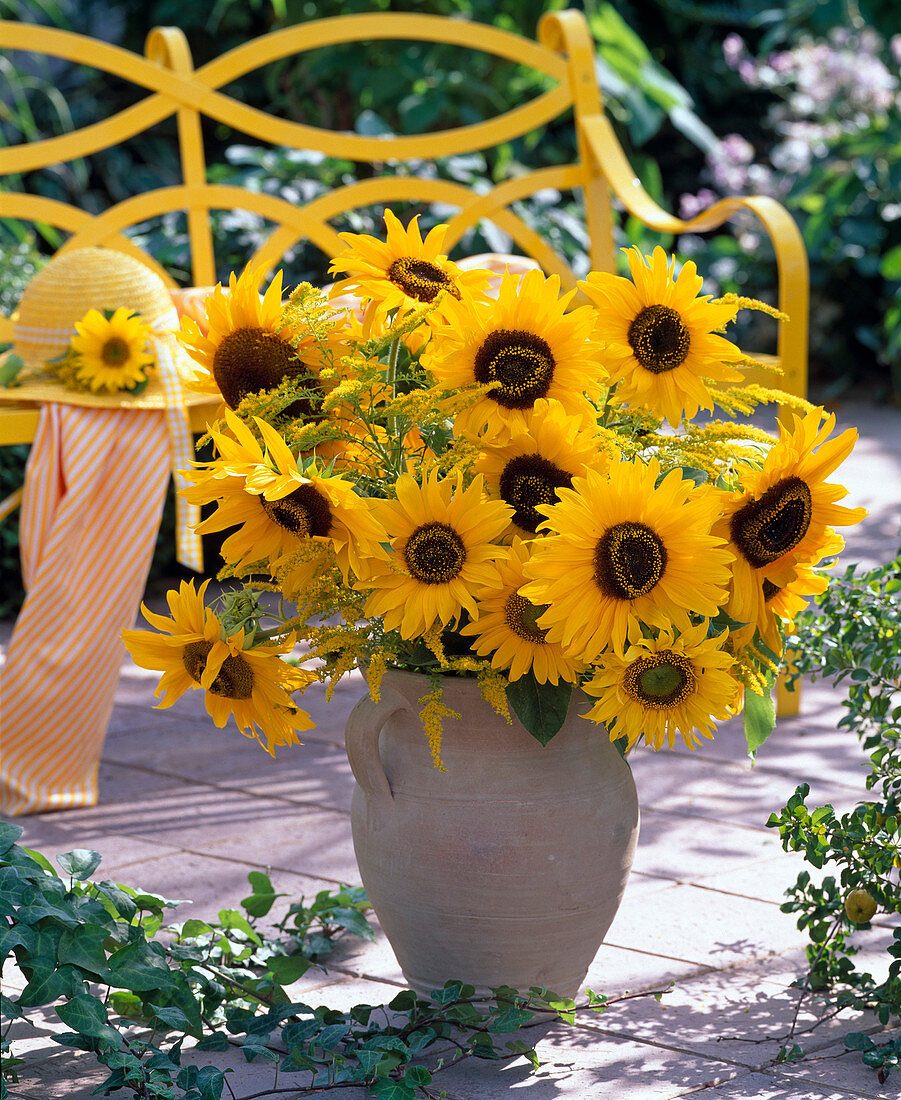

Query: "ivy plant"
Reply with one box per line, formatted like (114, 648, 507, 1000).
(1, 824, 666, 1098)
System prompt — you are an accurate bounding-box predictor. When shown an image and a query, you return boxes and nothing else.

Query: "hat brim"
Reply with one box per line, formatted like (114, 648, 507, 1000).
(0, 352, 219, 411)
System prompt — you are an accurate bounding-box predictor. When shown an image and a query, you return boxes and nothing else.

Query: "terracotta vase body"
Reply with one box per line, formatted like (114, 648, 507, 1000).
(345, 670, 640, 999)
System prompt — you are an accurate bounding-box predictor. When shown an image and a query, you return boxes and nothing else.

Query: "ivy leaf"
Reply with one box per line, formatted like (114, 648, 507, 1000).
(94, 881, 137, 923)
(369, 1079, 418, 1100)
(505, 675, 573, 745)
(267, 954, 311, 985)
(0, 822, 24, 855)
(57, 924, 111, 978)
(195, 1032, 231, 1051)
(217, 908, 261, 944)
(56, 849, 102, 881)
(147, 1003, 192, 1032)
(56, 993, 122, 1049)
(328, 906, 375, 941)
(105, 939, 175, 992)
(744, 678, 776, 759)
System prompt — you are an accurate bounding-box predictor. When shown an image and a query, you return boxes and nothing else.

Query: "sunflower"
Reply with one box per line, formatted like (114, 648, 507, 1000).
(460, 537, 583, 684)
(361, 471, 513, 639)
(734, 550, 839, 656)
(182, 418, 387, 585)
(69, 307, 154, 393)
(328, 208, 491, 341)
(580, 246, 745, 427)
(717, 407, 866, 633)
(422, 267, 606, 442)
(582, 621, 740, 751)
(520, 459, 733, 659)
(178, 266, 343, 416)
(121, 579, 316, 755)
(476, 398, 607, 541)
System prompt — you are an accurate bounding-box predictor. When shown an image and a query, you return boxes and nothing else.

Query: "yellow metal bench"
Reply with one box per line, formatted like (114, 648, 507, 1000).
(0, 10, 808, 400)
(0, 11, 808, 715)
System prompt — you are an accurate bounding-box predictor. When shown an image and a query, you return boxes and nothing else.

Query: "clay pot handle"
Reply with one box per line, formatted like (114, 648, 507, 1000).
(345, 690, 408, 827)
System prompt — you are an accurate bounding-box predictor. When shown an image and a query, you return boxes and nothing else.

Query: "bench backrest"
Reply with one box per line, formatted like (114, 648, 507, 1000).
(0, 9, 808, 392)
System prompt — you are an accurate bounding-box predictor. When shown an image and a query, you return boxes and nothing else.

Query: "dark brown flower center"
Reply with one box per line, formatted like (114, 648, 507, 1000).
(102, 336, 131, 367)
(498, 454, 572, 534)
(473, 329, 555, 410)
(212, 327, 321, 415)
(594, 521, 667, 600)
(762, 578, 781, 602)
(504, 592, 550, 643)
(261, 484, 333, 538)
(387, 256, 459, 303)
(730, 476, 812, 568)
(628, 305, 690, 373)
(624, 651, 695, 707)
(181, 640, 254, 699)
(404, 521, 466, 584)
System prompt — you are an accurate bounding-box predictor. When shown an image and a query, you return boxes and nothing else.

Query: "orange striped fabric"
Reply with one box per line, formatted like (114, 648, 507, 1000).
(0, 403, 171, 815)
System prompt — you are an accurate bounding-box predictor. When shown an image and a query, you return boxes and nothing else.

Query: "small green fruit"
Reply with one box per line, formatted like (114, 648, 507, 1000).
(844, 889, 878, 924)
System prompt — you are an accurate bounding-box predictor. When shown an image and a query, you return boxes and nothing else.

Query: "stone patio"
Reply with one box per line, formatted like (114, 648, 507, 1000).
(2, 398, 900, 1099)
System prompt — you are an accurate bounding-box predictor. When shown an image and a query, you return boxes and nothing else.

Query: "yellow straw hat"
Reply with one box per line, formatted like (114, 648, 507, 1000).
(1, 247, 211, 409)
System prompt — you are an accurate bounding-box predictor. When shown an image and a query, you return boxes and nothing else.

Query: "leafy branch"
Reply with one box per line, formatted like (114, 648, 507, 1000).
(765, 547, 901, 1080)
(1, 824, 668, 1099)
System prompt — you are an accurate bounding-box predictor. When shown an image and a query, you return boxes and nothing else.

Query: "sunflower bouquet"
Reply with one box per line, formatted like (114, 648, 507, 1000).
(123, 209, 865, 766)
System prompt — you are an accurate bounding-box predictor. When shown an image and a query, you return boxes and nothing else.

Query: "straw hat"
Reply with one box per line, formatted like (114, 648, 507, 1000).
(1, 247, 212, 409)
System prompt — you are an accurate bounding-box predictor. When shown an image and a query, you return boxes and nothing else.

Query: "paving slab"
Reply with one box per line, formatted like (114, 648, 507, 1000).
(603, 882, 802, 971)
(630, 751, 864, 832)
(630, 809, 789, 882)
(581, 956, 881, 1068)
(679, 1071, 865, 1098)
(104, 722, 355, 812)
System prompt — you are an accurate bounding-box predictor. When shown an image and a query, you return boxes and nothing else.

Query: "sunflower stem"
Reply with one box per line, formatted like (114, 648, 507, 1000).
(386, 335, 401, 464)
(251, 624, 293, 643)
(599, 382, 619, 427)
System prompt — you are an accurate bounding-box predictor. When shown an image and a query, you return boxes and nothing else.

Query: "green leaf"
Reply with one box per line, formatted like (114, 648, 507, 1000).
(369, 1080, 418, 1100)
(180, 918, 214, 939)
(505, 675, 573, 745)
(147, 1003, 192, 1032)
(105, 940, 175, 992)
(241, 892, 277, 918)
(845, 1031, 876, 1052)
(56, 993, 121, 1048)
(404, 1065, 432, 1087)
(329, 906, 375, 941)
(94, 881, 137, 922)
(744, 679, 776, 758)
(18, 965, 82, 1008)
(57, 925, 111, 977)
(246, 870, 273, 895)
(196, 1032, 231, 1051)
(267, 954, 311, 985)
(315, 1022, 350, 1050)
(56, 849, 102, 880)
(217, 908, 261, 943)
(0, 924, 32, 960)
(20, 847, 57, 875)
(488, 1007, 534, 1032)
(656, 465, 708, 488)
(0, 353, 25, 388)
(0, 822, 24, 855)
(879, 244, 901, 281)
